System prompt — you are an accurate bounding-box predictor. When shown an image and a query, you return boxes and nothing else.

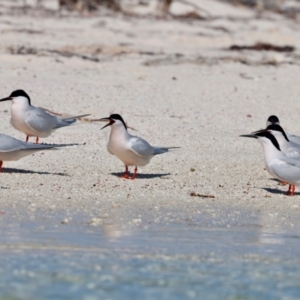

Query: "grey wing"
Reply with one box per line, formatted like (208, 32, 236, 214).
(0, 134, 29, 152)
(281, 156, 300, 168)
(26, 107, 58, 132)
(288, 134, 300, 145)
(0, 134, 55, 152)
(269, 158, 300, 183)
(129, 136, 155, 157)
(285, 143, 300, 158)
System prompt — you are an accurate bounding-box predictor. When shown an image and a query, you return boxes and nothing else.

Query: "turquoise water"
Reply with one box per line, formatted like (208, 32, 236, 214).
(0, 219, 300, 300)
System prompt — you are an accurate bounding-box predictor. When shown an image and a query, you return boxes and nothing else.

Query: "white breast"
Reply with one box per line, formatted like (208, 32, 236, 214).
(10, 99, 36, 136)
(107, 128, 150, 166)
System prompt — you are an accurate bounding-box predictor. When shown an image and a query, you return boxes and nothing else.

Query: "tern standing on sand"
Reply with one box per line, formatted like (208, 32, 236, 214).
(0, 89, 90, 144)
(241, 129, 300, 196)
(100, 114, 176, 179)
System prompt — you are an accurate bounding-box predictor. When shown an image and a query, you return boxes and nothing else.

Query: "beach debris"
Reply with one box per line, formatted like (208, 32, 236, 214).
(48, 49, 100, 62)
(263, 53, 285, 65)
(240, 73, 257, 80)
(172, 11, 206, 20)
(61, 218, 69, 224)
(190, 192, 215, 198)
(156, 0, 172, 16)
(222, 0, 300, 18)
(190, 167, 195, 172)
(155, 0, 209, 19)
(229, 43, 295, 52)
(132, 218, 142, 225)
(58, 0, 121, 12)
(8, 46, 37, 55)
(7, 46, 100, 62)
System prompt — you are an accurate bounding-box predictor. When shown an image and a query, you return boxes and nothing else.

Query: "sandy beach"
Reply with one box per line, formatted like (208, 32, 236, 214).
(0, 0, 300, 227)
(1, 0, 300, 298)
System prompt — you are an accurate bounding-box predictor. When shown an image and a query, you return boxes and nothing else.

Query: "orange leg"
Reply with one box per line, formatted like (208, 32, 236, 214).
(0, 161, 2, 172)
(286, 185, 296, 196)
(130, 167, 138, 180)
(286, 185, 292, 195)
(291, 185, 296, 196)
(26, 136, 29, 142)
(119, 166, 129, 179)
(35, 137, 39, 144)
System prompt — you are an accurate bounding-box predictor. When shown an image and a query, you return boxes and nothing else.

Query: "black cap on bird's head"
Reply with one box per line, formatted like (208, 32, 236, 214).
(267, 115, 280, 126)
(240, 129, 281, 151)
(0, 89, 31, 105)
(100, 114, 127, 130)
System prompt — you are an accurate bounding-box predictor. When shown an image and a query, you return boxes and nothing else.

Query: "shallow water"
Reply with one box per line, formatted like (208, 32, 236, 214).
(0, 216, 300, 300)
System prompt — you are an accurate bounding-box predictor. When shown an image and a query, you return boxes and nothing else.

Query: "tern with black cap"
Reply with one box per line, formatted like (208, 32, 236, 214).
(0, 89, 90, 144)
(263, 124, 300, 159)
(267, 115, 300, 145)
(100, 114, 177, 179)
(240, 129, 300, 196)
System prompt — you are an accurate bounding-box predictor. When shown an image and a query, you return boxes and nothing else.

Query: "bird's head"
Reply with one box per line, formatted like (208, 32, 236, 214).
(0, 89, 31, 105)
(266, 115, 280, 127)
(240, 129, 281, 151)
(100, 114, 127, 130)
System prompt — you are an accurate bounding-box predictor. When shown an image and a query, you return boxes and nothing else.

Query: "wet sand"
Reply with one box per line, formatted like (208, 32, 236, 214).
(1, 209, 300, 299)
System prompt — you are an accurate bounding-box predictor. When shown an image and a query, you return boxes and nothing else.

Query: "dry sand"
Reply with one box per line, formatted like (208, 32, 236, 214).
(0, 0, 300, 230)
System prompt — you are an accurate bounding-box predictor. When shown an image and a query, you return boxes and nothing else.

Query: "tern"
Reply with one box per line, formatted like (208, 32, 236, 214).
(267, 115, 300, 145)
(240, 129, 300, 196)
(0, 89, 90, 143)
(0, 133, 64, 172)
(100, 114, 176, 179)
(258, 124, 300, 159)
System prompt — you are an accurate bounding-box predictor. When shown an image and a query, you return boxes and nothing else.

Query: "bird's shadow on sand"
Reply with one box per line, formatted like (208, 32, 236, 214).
(111, 172, 170, 179)
(2, 168, 68, 176)
(262, 187, 300, 196)
(262, 178, 300, 195)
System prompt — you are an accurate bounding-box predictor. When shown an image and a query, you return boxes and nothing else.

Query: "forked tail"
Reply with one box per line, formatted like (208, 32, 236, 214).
(55, 114, 91, 128)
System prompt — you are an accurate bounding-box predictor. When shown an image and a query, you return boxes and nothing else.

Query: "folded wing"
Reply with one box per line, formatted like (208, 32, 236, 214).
(0, 134, 57, 152)
(270, 157, 300, 183)
(26, 108, 58, 132)
(129, 136, 155, 157)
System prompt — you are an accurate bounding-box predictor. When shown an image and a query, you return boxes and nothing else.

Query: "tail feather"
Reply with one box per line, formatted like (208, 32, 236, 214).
(20, 142, 80, 151)
(54, 114, 91, 129)
(153, 146, 180, 155)
(60, 114, 91, 121)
